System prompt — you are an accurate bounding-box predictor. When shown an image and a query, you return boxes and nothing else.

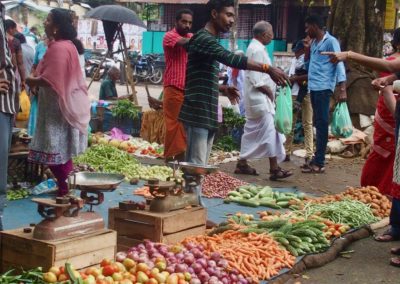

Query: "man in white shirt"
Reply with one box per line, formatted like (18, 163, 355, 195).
(234, 21, 292, 180)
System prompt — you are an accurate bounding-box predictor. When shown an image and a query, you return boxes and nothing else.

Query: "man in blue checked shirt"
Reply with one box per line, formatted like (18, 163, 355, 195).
(302, 15, 347, 174)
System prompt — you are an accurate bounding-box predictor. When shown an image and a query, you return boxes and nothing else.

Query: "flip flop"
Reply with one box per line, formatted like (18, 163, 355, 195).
(391, 247, 400, 255)
(390, 257, 400, 267)
(234, 163, 259, 176)
(375, 229, 400, 242)
(301, 164, 325, 174)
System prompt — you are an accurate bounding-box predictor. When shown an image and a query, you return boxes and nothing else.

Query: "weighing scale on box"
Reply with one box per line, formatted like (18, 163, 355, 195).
(145, 162, 218, 213)
(31, 172, 124, 241)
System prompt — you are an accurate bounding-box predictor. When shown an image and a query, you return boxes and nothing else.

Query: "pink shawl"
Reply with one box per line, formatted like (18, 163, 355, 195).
(37, 40, 90, 134)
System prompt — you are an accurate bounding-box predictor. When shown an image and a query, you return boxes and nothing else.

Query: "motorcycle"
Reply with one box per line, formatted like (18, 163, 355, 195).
(85, 51, 117, 81)
(129, 52, 165, 84)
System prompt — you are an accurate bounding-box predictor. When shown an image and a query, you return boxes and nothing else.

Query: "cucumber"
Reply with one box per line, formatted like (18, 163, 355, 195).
(223, 199, 231, 204)
(228, 191, 242, 197)
(269, 231, 285, 238)
(286, 244, 298, 256)
(240, 228, 265, 234)
(239, 188, 252, 195)
(286, 234, 303, 243)
(276, 201, 290, 208)
(259, 200, 281, 209)
(249, 188, 260, 196)
(300, 236, 313, 243)
(276, 237, 290, 246)
(241, 193, 252, 199)
(276, 196, 293, 202)
(292, 228, 317, 237)
(257, 219, 287, 229)
(235, 199, 260, 207)
(278, 223, 293, 234)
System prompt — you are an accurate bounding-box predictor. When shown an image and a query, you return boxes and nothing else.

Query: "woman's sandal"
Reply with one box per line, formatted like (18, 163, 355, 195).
(390, 256, 400, 267)
(375, 229, 400, 242)
(269, 167, 293, 181)
(301, 164, 325, 174)
(234, 163, 259, 176)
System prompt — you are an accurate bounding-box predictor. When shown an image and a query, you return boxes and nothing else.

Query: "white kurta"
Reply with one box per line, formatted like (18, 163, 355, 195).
(240, 39, 286, 162)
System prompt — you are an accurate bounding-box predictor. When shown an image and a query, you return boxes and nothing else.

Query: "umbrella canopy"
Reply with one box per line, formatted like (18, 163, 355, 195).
(3, 0, 52, 13)
(85, 5, 146, 28)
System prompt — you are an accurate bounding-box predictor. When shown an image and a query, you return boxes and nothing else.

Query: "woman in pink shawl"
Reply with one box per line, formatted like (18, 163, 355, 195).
(27, 8, 90, 196)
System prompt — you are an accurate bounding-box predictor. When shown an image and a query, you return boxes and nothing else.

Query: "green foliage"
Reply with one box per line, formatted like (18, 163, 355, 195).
(213, 135, 238, 152)
(222, 107, 246, 128)
(31, 11, 47, 35)
(140, 3, 160, 21)
(111, 99, 140, 120)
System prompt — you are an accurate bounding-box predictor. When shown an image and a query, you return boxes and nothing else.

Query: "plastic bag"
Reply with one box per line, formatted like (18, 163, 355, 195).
(274, 85, 293, 135)
(331, 102, 353, 138)
(31, 179, 57, 195)
(16, 90, 30, 121)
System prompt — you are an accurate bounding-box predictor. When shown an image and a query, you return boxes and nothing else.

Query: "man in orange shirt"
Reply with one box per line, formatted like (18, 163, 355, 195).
(162, 9, 193, 161)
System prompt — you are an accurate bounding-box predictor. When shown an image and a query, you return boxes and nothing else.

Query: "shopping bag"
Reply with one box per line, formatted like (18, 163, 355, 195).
(274, 85, 293, 135)
(331, 102, 353, 138)
(28, 95, 38, 136)
(16, 90, 31, 121)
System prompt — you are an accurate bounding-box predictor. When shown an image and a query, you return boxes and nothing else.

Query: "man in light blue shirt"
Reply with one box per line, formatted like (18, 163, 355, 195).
(302, 15, 347, 173)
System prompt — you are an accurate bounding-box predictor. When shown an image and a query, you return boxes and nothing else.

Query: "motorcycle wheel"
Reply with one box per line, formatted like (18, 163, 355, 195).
(149, 68, 163, 84)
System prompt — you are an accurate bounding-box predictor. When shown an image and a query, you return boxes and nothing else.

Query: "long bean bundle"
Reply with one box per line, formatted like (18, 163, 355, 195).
(302, 199, 378, 228)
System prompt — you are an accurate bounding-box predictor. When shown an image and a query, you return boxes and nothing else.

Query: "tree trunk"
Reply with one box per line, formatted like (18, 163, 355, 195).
(327, 0, 386, 120)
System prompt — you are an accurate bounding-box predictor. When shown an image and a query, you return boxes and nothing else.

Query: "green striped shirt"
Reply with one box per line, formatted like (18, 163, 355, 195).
(179, 29, 248, 129)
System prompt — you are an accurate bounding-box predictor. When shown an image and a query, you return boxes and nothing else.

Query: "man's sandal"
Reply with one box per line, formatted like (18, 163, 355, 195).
(390, 256, 400, 267)
(391, 247, 400, 255)
(234, 163, 259, 176)
(269, 167, 293, 181)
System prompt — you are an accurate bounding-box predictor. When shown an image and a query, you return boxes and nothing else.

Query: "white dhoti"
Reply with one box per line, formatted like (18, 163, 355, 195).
(239, 112, 286, 163)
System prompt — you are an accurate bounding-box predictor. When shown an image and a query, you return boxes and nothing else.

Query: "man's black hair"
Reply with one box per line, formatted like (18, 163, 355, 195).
(176, 9, 193, 21)
(4, 19, 16, 31)
(206, 0, 234, 17)
(305, 15, 325, 30)
(14, 33, 26, 44)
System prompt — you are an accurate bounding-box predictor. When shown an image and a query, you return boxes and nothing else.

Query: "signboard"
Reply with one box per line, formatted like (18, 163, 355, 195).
(385, 0, 396, 30)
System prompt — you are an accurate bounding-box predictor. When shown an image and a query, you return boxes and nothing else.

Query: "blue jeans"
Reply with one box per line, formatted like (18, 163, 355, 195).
(310, 90, 332, 167)
(184, 124, 215, 165)
(0, 112, 13, 231)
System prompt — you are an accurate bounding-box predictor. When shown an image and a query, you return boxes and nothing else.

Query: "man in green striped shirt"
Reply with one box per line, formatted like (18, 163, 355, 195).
(179, 0, 289, 165)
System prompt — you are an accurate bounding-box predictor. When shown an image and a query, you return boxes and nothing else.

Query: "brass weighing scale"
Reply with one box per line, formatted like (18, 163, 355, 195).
(147, 162, 218, 213)
(31, 172, 124, 241)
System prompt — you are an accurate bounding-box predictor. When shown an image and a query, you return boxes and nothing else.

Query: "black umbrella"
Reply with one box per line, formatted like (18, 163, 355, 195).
(85, 5, 146, 28)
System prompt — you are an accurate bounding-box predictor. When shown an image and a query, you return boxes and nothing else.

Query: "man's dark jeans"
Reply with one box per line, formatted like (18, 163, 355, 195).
(310, 89, 332, 167)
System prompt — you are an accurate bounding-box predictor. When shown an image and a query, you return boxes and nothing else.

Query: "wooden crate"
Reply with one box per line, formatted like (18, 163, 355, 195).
(109, 207, 206, 251)
(0, 228, 116, 273)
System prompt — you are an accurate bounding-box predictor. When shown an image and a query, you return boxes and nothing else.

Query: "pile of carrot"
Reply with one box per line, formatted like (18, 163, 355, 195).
(183, 230, 295, 283)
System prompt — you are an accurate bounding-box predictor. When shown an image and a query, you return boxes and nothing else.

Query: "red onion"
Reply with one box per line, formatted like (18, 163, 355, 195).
(196, 258, 207, 268)
(198, 271, 210, 282)
(210, 252, 221, 262)
(191, 263, 202, 274)
(184, 254, 195, 265)
(175, 253, 184, 260)
(176, 263, 188, 273)
(221, 277, 230, 284)
(190, 279, 201, 284)
(206, 267, 216, 276)
(115, 251, 127, 262)
(217, 259, 228, 268)
(208, 276, 219, 284)
(166, 265, 175, 274)
(190, 248, 202, 258)
(208, 260, 217, 267)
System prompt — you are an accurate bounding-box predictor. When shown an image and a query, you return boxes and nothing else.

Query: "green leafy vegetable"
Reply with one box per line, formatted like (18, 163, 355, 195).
(111, 99, 140, 120)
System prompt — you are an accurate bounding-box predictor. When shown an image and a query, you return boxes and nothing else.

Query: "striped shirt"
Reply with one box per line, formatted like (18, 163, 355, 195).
(163, 28, 192, 90)
(179, 29, 247, 130)
(0, 5, 17, 114)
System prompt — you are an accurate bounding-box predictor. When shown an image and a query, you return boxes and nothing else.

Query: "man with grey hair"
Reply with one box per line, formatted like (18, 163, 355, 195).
(99, 66, 131, 101)
(234, 21, 292, 180)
